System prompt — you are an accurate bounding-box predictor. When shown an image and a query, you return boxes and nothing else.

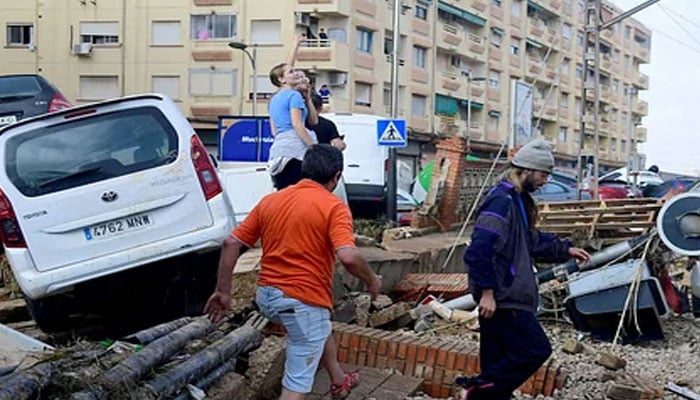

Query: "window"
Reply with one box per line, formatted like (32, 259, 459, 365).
(510, 39, 520, 55)
(251, 20, 280, 43)
(624, 54, 631, 68)
(80, 21, 119, 45)
(450, 55, 461, 68)
(413, 46, 427, 68)
(613, 49, 621, 62)
(575, 97, 582, 114)
(6, 24, 33, 47)
(612, 79, 619, 93)
(488, 114, 500, 131)
(188, 69, 237, 96)
(491, 29, 503, 48)
(611, 109, 618, 122)
(415, 5, 428, 20)
(560, 92, 569, 108)
(328, 28, 347, 43)
(6, 107, 178, 197)
(621, 112, 628, 125)
(575, 63, 583, 78)
(152, 21, 181, 45)
(356, 28, 373, 53)
(79, 76, 119, 99)
(562, 24, 572, 41)
(559, 127, 567, 142)
(577, 0, 585, 12)
(624, 26, 631, 39)
(411, 94, 426, 117)
(492, 0, 502, 7)
(511, 1, 521, 17)
(249, 75, 278, 100)
(355, 82, 372, 106)
(384, 35, 393, 55)
(560, 58, 570, 73)
(191, 14, 236, 40)
(576, 31, 584, 47)
(152, 76, 180, 100)
(621, 140, 627, 153)
(610, 138, 617, 152)
(489, 70, 500, 89)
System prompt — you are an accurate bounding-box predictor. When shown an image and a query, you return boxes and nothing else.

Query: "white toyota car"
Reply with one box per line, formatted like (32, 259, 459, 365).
(0, 94, 234, 331)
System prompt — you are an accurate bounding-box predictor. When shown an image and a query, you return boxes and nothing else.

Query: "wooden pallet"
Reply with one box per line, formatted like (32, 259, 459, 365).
(536, 198, 663, 243)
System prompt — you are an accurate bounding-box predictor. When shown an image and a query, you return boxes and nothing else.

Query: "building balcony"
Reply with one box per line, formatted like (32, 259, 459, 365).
(470, 83, 486, 103)
(634, 99, 649, 115)
(440, 70, 462, 92)
(559, 107, 569, 119)
(635, 127, 647, 142)
(435, 115, 461, 137)
(634, 70, 650, 90)
(437, 23, 463, 50)
(528, 19, 545, 40)
(527, 56, 542, 76)
(409, 116, 431, 133)
(544, 64, 557, 81)
(601, 55, 613, 73)
(466, 33, 487, 58)
(555, 142, 569, 154)
(466, 0, 488, 14)
(634, 43, 651, 63)
(489, 48, 502, 62)
(490, 6, 504, 20)
(511, 16, 523, 30)
(468, 120, 484, 140)
(487, 88, 500, 102)
(296, 0, 351, 16)
(296, 39, 351, 71)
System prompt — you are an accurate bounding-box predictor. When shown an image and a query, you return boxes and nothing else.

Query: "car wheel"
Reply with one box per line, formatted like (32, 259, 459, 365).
(25, 295, 75, 333)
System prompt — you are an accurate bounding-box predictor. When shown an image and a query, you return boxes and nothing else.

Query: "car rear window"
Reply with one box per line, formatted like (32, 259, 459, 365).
(0, 76, 42, 99)
(5, 106, 179, 197)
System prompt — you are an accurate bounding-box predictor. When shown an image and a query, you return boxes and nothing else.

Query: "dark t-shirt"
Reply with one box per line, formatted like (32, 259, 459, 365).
(308, 116, 340, 145)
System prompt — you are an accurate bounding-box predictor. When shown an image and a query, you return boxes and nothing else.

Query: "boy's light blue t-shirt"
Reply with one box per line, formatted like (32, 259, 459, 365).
(269, 89, 308, 132)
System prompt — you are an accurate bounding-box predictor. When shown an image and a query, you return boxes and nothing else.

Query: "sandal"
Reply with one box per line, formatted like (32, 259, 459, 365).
(330, 371, 360, 399)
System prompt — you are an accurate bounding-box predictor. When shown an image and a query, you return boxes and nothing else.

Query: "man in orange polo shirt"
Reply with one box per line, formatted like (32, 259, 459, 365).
(205, 144, 381, 400)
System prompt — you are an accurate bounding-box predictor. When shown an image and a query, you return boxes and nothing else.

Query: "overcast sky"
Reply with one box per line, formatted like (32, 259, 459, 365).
(613, 0, 700, 175)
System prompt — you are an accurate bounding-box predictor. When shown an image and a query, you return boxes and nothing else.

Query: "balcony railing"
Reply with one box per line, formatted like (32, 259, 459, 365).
(297, 39, 350, 71)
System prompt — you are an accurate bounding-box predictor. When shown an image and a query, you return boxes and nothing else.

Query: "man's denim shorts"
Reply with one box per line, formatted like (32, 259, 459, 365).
(256, 286, 332, 394)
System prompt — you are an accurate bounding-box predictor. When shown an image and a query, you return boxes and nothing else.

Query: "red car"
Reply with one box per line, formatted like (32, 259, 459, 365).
(585, 179, 642, 199)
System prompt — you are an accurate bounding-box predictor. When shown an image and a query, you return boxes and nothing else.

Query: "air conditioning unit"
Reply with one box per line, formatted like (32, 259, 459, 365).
(328, 72, 347, 87)
(294, 12, 311, 26)
(73, 42, 92, 56)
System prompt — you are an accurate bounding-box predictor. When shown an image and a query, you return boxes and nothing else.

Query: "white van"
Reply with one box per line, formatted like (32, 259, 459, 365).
(0, 94, 234, 330)
(322, 113, 388, 209)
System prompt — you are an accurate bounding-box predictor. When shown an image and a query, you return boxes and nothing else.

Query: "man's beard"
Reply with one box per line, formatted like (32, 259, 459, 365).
(523, 177, 537, 193)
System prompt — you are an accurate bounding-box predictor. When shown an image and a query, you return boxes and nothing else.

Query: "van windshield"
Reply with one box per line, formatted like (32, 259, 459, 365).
(5, 106, 179, 197)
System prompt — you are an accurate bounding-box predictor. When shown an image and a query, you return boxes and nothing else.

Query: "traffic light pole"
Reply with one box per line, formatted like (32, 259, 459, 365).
(386, 0, 401, 222)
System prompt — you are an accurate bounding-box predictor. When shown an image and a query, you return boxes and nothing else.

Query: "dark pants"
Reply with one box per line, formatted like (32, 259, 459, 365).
(272, 159, 303, 190)
(470, 308, 552, 400)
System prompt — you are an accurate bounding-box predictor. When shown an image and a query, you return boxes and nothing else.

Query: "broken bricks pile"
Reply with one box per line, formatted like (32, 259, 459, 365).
(0, 313, 269, 400)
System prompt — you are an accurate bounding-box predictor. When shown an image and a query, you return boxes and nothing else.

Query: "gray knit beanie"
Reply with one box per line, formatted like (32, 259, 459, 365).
(512, 140, 554, 173)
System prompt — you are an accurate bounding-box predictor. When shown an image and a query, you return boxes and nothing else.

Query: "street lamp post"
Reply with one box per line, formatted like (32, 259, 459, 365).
(229, 41, 257, 116)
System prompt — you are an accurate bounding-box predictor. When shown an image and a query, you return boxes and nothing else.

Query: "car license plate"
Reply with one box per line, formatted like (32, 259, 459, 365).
(84, 214, 153, 240)
(0, 115, 17, 126)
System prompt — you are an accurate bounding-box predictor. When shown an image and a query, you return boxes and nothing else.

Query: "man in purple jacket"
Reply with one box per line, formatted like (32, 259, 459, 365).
(460, 140, 590, 400)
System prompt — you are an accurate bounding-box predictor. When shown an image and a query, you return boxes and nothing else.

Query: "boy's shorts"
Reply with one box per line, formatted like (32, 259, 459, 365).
(256, 285, 331, 394)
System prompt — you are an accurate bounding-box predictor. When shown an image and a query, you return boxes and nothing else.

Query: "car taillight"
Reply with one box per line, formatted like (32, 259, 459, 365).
(0, 189, 26, 248)
(190, 135, 222, 201)
(48, 93, 72, 113)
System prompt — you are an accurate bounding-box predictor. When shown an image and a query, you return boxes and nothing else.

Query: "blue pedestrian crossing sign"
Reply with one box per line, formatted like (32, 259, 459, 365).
(377, 119, 407, 147)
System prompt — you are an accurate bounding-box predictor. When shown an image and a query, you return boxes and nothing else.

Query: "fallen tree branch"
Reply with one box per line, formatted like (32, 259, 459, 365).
(144, 313, 267, 398)
(123, 317, 194, 345)
(101, 317, 214, 389)
(0, 362, 53, 400)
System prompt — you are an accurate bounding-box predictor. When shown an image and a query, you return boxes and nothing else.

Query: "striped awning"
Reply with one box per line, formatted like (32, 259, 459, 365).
(437, 2, 487, 26)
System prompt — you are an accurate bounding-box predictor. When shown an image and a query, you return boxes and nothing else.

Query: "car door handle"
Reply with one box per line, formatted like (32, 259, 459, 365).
(348, 164, 360, 168)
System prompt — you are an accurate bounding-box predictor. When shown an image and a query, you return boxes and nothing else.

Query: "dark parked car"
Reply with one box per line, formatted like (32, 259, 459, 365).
(0, 74, 71, 128)
(643, 178, 699, 198)
(533, 181, 592, 202)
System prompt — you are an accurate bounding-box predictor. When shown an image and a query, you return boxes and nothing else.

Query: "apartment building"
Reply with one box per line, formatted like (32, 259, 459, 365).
(0, 0, 650, 169)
